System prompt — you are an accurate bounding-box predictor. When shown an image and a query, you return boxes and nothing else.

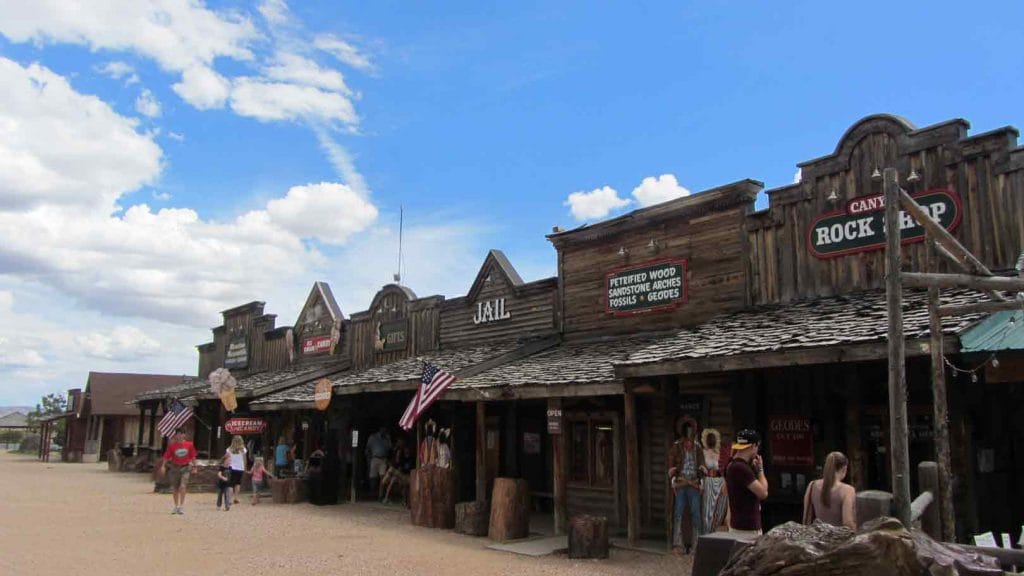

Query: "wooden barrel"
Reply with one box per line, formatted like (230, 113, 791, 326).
(568, 515, 609, 559)
(410, 466, 456, 529)
(271, 477, 306, 504)
(488, 477, 530, 542)
(455, 501, 490, 536)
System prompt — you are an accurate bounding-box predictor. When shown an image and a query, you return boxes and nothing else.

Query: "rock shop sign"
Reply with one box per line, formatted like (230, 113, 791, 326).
(808, 188, 961, 259)
(605, 258, 687, 315)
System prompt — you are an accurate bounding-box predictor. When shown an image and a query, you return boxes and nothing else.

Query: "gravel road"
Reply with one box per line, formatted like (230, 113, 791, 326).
(0, 453, 691, 575)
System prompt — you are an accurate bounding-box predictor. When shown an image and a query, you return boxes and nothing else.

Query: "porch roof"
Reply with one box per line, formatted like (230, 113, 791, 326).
(617, 288, 989, 377)
(133, 376, 208, 403)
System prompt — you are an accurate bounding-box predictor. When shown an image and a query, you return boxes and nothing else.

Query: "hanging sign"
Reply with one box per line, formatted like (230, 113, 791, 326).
(546, 408, 562, 434)
(302, 335, 332, 355)
(768, 416, 814, 467)
(473, 297, 512, 325)
(224, 417, 267, 435)
(314, 378, 332, 411)
(373, 319, 408, 353)
(224, 337, 248, 369)
(808, 188, 961, 259)
(605, 258, 687, 315)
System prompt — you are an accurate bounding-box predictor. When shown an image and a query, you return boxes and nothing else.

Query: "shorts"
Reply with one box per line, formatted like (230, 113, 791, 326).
(165, 464, 191, 490)
(369, 457, 388, 479)
(251, 478, 267, 493)
(229, 469, 244, 486)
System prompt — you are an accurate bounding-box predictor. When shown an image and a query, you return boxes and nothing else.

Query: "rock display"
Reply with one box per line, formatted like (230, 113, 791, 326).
(720, 518, 1002, 576)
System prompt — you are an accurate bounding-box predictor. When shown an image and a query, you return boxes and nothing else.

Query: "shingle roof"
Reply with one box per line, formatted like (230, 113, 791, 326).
(0, 412, 29, 428)
(230, 360, 347, 397)
(87, 373, 188, 415)
(134, 376, 209, 402)
(449, 336, 656, 391)
(252, 342, 522, 405)
(622, 288, 988, 367)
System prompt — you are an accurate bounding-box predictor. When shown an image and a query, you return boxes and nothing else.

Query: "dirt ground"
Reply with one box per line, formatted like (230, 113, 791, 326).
(0, 453, 691, 576)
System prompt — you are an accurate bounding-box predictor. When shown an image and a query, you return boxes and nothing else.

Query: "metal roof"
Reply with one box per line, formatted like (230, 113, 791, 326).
(960, 309, 1024, 353)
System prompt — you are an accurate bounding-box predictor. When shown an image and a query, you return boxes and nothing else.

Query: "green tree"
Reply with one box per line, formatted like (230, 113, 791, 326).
(27, 392, 67, 442)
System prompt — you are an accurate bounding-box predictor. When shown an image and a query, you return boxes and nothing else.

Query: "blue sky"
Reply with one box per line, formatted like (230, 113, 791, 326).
(0, 0, 1021, 404)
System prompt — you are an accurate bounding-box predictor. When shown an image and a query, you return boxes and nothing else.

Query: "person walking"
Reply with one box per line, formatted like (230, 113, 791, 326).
(226, 435, 247, 504)
(725, 428, 768, 536)
(250, 457, 270, 505)
(159, 428, 197, 515)
(216, 455, 232, 511)
(668, 417, 705, 554)
(802, 451, 856, 529)
(365, 427, 391, 496)
(274, 436, 291, 478)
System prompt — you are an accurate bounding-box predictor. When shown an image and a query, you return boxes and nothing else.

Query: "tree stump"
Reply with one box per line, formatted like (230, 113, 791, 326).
(719, 518, 1003, 576)
(410, 466, 456, 529)
(568, 515, 609, 559)
(271, 477, 307, 504)
(488, 477, 530, 542)
(455, 501, 490, 536)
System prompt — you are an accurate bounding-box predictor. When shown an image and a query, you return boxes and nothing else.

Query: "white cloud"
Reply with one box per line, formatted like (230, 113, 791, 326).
(172, 64, 231, 110)
(167, 131, 185, 142)
(258, 0, 290, 27)
(230, 77, 358, 125)
(264, 52, 353, 94)
(794, 168, 802, 183)
(565, 186, 631, 220)
(0, 57, 162, 211)
(314, 34, 374, 71)
(97, 60, 139, 84)
(0, 290, 12, 313)
(152, 191, 172, 201)
(266, 182, 378, 245)
(134, 88, 162, 118)
(314, 127, 368, 196)
(631, 174, 691, 207)
(76, 325, 161, 361)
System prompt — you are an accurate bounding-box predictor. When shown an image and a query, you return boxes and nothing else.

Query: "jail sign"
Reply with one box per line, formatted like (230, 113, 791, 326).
(807, 188, 961, 259)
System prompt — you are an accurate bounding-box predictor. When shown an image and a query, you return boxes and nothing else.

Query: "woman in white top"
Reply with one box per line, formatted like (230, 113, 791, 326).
(226, 435, 247, 505)
(700, 428, 728, 533)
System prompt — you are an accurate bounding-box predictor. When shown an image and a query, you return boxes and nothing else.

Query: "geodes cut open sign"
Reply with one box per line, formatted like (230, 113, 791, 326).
(224, 417, 267, 435)
(768, 416, 813, 467)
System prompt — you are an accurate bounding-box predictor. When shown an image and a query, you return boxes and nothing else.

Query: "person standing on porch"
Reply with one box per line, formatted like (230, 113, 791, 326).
(725, 429, 768, 536)
(159, 428, 197, 515)
(366, 426, 391, 496)
(668, 417, 705, 554)
(802, 451, 856, 529)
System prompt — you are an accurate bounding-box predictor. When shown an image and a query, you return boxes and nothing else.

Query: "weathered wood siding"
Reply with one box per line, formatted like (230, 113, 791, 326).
(747, 115, 1024, 304)
(555, 190, 755, 339)
(197, 304, 291, 379)
(348, 285, 441, 370)
(439, 276, 556, 347)
(639, 395, 669, 530)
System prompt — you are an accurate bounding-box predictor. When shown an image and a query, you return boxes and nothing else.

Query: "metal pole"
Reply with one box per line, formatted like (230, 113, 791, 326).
(884, 167, 912, 526)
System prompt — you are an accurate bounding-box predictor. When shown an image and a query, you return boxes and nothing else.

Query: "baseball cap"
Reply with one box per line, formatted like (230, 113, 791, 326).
(732, 429, 761, 450)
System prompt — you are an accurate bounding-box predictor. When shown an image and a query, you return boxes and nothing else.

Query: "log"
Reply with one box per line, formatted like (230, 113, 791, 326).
(488, 477, 530, 542)
(720, 518, 1003, 576)
(410, 466, 456, 529)
(455, 500, 490, 536)
(939, 300, 1024, 317)
(568, 515, 609, 559)
(902, 272, 1024, 292)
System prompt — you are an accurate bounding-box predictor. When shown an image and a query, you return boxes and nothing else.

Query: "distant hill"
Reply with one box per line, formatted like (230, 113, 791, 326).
(0, 406, 34, 418)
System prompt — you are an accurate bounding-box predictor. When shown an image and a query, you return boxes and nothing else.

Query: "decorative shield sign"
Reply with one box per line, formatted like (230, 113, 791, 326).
(808, 188, 961, 259)
(314, 378, 332, 411)
(224, 417, 267, 435)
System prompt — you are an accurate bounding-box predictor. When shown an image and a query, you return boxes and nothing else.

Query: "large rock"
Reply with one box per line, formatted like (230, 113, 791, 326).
(720, 518, 1002, 576)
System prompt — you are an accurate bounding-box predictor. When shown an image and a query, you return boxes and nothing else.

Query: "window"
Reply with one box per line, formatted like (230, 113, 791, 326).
(567, 414, 616, 488)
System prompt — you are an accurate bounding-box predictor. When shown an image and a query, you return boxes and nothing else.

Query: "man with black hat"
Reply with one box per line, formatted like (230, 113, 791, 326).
(725, 429, 768, 536)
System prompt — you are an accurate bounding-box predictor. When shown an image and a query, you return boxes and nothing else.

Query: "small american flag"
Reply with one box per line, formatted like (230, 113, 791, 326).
(157, 399, 194, 438)
(399, 363, 456, 431)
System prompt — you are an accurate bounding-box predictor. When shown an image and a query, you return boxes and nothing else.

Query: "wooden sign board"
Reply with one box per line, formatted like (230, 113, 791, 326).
(373, 318, 408, 353)
(605, 258, 687, 315)
(224, 337, 248, 369)
(808, 188, 961, 259)
(302, 335, 332, 355)
(546, 408, 562, 434)
(768, 415, 814, 467)
(314, 378, 332, 411)
(224, 417, 267, 435)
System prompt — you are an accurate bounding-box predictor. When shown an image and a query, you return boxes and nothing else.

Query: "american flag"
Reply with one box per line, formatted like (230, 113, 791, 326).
(399, 363, 456, 431)
(157, 399, 194, 438)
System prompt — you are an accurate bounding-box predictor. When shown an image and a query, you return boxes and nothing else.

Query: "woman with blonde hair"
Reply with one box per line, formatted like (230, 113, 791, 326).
(802, 451, 856, 529)
(225, 435, 247, 505)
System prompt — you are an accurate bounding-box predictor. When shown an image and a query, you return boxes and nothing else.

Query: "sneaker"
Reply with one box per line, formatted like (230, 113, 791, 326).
(171, 507, 179, 515)
(233, 499, 239, 504)
(177, 508, 184, 515)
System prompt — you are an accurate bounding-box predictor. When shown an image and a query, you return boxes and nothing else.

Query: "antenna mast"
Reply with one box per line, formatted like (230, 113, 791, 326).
(394, 205, 403, 284)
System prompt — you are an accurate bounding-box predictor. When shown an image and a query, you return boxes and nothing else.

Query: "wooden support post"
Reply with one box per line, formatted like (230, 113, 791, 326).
(136, 406, 145, 455)
(926, 241, 956, 542)
(475, 401, 487, 502)
(504, 403, 518, 477)
(549, 397, 567, 535)
(624, 387, 640, 547)
(148, 404, 157, 448)
(917, 461, 942, 541)
(902, 272, 1024, 292)
(884, 167, 912, 527)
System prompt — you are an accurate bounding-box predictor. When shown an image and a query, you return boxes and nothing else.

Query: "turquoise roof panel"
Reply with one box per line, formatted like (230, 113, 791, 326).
(960, 309, 1024, 353)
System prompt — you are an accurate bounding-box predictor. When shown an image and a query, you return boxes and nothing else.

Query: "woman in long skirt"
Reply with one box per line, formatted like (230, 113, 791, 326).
(700, 428, 729, 533)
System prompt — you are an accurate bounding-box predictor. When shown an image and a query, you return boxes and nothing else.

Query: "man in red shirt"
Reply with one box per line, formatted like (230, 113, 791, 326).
(160, 428, 198, 515)
(725, 429, 769, 537)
